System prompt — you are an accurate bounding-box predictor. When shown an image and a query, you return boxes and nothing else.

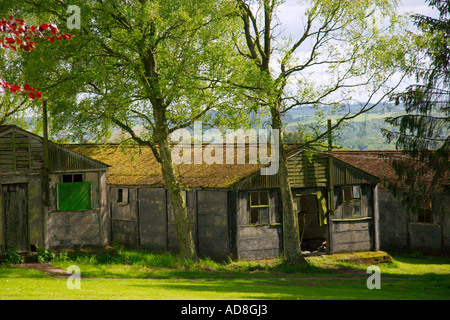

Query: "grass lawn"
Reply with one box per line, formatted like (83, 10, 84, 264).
(0, 249, 449, 300)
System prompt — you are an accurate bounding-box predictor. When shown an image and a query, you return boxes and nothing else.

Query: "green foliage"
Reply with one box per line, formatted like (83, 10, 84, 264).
(0, 248, 25, 265)
(383, 0, 449, 201)
(36, 248, 56, 263)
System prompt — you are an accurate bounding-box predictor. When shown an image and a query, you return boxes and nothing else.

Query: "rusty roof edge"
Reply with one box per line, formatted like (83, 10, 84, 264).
(330, 156, 381, 182)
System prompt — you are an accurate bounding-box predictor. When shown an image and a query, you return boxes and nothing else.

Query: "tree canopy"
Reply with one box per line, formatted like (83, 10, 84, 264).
(384, 0, 449, 202)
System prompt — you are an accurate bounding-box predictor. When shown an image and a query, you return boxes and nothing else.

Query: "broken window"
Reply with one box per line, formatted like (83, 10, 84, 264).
(57, 174, 91, 211)
(249, 191, 270, 226)
(343, 186, 360, 202)
(341, 185, 362, 218)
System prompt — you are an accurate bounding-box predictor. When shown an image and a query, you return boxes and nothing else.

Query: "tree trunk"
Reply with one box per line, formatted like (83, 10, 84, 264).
(155, 114, 198, 261)
(271, 104, 304, 264)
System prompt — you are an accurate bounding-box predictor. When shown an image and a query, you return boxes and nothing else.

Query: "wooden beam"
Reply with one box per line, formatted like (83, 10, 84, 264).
(42, 100, 50, 206)
(327, 119, 335, 254)
(373, 184, 380, 251)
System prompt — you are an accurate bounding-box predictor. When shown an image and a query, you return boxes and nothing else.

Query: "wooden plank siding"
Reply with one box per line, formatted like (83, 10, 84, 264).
(0, 131, 31, 172)
(0, 126, 110, 252)
(232, 152, 378, 191)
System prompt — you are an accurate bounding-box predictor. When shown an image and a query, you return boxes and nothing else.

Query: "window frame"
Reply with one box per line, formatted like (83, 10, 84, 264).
(116, 188, 129, 205)
(342, 185, 361, 202)
(62, 173, 84, 183)
(248, 190, 270, 226)
(418, 199, 433, 224)
(340, 185, 363, 219)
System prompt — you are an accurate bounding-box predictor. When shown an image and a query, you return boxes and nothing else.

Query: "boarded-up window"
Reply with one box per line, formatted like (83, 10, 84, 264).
(57, 182, 91, 211)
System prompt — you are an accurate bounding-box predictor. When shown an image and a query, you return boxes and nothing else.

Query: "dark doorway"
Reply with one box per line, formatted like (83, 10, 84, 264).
(297, 193, 327, 253)
(2, 183, 29, 252)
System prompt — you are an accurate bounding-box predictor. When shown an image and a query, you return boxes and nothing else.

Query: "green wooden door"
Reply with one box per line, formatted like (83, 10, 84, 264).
(3, 184, 29, 252)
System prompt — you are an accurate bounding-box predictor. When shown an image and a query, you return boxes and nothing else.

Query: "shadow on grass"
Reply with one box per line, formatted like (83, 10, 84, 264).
(128, 274, 450, 300)
(389, 252, 450, 266)
(129, 277, 373, 300)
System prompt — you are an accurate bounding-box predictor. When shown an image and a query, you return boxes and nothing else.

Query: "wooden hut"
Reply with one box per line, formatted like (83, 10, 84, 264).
(331, 151, 449, 254)
(69, 143, 380, 260)
(0, 125, 109, 252)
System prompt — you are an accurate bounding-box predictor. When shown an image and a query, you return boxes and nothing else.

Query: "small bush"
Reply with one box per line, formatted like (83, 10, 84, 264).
(37, 248, 56, 263)
(1, 249, 25, 265)
(52, 252, 69, 262)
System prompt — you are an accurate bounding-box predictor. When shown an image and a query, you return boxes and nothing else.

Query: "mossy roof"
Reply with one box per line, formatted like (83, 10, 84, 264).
(66, 144, 269, 188)
(331, 150, 448, 191)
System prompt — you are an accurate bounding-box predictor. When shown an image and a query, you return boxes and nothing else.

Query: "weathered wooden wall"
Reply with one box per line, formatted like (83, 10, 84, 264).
(197, 190, 229, 258)
(1, 127, 109, 252)
(235, 190, 282, 260)
(45, 171, 109, 249)
(0, 128, 45, 252)
(110, 187, 231, 259)
(138, 188, 168, 250)
(329, 220, 374, 253)
(329, 185, 375, 253)
(378, 191, 449, 254)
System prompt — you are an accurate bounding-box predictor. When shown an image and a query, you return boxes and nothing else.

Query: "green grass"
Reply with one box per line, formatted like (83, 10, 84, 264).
(0, 249, 449, 300)
(0, 271, 448, 300)
(46, 248, 333, 279)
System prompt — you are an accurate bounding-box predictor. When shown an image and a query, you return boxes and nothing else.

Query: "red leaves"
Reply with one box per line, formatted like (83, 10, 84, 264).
(0, 79, 43, 100)
(0, 16, 73, 52)
(0, 16, 73, 100)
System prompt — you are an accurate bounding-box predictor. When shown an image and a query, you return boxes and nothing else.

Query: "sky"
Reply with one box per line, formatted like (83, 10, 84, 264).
(277, 0, 439, 37)
(270, 0, 441, 104)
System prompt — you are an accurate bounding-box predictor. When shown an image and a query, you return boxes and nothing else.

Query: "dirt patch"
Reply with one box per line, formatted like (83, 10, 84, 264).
(14, 263, 71, 278)
(325, 251, 393, 266)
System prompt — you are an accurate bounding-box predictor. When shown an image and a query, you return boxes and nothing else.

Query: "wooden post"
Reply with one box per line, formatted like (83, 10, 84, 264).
(42, 99, 50, 206)
(327, 119, 334, 254)
(374, 184, 380, 251)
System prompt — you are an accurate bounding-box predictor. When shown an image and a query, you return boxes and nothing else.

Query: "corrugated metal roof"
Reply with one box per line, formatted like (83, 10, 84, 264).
(48, 142, 109, 172)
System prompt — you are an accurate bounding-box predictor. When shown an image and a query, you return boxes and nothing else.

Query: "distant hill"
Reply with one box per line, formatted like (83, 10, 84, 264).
(282, 102, 403, 150)
(17, 102, 405, 151)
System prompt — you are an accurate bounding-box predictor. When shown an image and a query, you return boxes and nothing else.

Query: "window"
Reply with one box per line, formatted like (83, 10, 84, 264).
(418, 199, 432, 223)
(343, 186, 360, 202)
(63, 174, 83, 183)
(341, 185, 362, 219)
(249, 191, 270, 225)
(117, 188, 129, 204)
(57, 174, 91, 211)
